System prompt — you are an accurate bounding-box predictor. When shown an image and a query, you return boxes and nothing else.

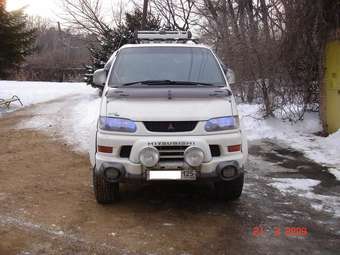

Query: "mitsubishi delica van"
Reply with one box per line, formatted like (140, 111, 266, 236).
(89, 31, 248, 204)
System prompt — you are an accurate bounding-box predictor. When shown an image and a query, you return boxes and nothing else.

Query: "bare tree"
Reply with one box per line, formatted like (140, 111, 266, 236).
(195, 0, 339, 121)
(61, 0, 112, 37)
(16, 17, 90, 81)
(194, 0, 286, 116)
(151, 0, 197, 30)
(111, 0, 126, 27)
(141, 0, 149, 29)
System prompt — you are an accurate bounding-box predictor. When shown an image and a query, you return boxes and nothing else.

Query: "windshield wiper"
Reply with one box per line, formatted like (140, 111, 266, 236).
(170, 81, 217, 86)
(121, 80, 172, 86)
(121, 80, 219, 87)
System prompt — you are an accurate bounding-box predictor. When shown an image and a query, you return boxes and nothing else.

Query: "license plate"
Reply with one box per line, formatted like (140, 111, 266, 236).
(181, 170, 197, 180)
(147, 170, 196, 181)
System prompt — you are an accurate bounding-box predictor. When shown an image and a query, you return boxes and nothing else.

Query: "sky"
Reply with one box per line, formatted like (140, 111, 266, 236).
(6, 0, 131, 21)
(6, 0, 60, 19)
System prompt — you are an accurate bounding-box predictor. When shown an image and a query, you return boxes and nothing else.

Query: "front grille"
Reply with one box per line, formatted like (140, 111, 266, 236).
(144, 121, 197, 132)
(156, 146, 188, 162)
(120, 146, 132, 158)
(209, 145, 221, 157)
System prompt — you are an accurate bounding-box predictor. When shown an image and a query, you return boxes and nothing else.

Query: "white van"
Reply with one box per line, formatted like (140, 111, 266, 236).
(89, 31, 248, 203)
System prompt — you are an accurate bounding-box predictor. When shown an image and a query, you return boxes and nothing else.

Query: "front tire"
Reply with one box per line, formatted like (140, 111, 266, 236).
(215, 173, 244, 201)
(93, 169, 119, 204)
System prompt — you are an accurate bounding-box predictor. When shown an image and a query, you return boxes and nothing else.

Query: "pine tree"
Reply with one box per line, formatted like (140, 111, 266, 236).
(85, 8, 161, 85)
(0, 3, 36, 79)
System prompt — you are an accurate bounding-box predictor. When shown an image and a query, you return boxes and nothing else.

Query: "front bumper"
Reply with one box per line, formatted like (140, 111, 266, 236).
(95, 160, 244, 183)
(93, 131, 247, 182)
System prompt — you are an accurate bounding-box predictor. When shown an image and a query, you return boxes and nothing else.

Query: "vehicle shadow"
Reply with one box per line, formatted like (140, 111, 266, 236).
(117, 181, 243, 216)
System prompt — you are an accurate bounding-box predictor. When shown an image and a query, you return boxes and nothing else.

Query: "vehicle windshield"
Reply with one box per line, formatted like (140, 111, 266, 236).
(108, 47, 226, 86)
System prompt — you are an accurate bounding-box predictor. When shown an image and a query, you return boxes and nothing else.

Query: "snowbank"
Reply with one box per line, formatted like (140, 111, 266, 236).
(0, 80, 94, 114)
(64, 95, 101, 152)
(239, 104, 340, 170)
(0, 81, 101, 152)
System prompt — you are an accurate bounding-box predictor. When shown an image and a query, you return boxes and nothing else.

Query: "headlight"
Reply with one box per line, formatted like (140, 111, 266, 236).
(205, 116, 239, 132)
(139, 147, 160, 167)
(99, 117, 137, 133)
(184, 147, 204, 167)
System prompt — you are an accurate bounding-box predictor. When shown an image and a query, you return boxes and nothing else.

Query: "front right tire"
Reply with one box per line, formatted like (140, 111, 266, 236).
(93, 169, 119, 204)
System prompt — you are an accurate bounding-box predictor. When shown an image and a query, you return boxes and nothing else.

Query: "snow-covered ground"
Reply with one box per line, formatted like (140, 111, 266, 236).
(1, 81, 339, 178)
(0, 81, 100, 152)
(268, 178, 340, 218)
(239, 104, 340, 179)
(0, 81, 95, 115)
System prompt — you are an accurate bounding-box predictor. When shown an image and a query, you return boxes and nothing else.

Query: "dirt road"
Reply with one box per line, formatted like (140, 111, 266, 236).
(0, 102, 339, 255)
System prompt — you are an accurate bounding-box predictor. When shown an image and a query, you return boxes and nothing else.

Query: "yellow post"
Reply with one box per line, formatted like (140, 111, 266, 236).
(324, 39, 340, 133)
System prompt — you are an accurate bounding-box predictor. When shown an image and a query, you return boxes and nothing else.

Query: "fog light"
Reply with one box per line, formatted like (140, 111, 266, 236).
(184, 147, 204, 167)
(104, 168, 121, 181)
(139, 147, 159, 167)
(221, 166, 237, 178)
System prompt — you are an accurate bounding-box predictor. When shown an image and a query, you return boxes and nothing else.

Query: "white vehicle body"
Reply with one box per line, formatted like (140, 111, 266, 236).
(89, 42, 248, 203)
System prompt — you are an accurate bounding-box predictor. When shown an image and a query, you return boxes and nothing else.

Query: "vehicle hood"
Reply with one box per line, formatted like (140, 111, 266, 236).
(102, 87, 236, 121)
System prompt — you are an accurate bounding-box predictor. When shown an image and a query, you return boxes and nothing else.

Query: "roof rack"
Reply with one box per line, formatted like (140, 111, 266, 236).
(136, 30, 199, 44)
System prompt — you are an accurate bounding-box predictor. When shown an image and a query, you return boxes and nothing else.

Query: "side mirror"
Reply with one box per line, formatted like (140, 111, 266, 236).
(226, 68, 236, 85)
(93, 69, 107, 87)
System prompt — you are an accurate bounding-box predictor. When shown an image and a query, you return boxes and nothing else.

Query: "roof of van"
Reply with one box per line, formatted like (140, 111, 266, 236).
(119, 43, 212, 50)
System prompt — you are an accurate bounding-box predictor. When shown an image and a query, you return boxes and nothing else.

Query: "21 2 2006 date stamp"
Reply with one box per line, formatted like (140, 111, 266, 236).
(252, 226, 308, 237)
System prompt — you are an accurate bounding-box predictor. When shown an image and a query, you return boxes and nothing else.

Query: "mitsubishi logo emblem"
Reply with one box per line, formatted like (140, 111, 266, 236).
(168, 123, 175, 130)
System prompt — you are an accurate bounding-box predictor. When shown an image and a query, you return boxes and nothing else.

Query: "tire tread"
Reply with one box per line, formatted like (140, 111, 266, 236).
(215, 173, 244, 201)
(93, 170, 119, 204)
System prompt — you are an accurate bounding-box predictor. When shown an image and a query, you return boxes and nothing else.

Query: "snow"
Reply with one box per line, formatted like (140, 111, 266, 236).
(239, 104, 340, 169)
(328, 168, 340, 181)
(301, 193, 340, 218)
(0, 80, 94, 114)
(1, 80, 100, 152)
(268, 178, 321, 193)
(66, 95, 101, 151)
(20, 93, 101, 152)
(269, 178, 340, 217)
(12, 85, 100, 153)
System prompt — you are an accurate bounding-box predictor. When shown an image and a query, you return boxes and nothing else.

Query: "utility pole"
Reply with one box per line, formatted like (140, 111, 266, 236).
(141, 0, 149, 30)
